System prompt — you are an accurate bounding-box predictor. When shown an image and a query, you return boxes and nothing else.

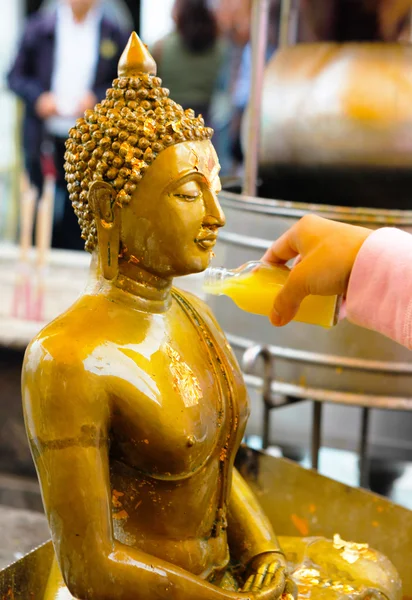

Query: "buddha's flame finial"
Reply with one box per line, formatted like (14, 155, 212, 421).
(118, 32, 157, 78)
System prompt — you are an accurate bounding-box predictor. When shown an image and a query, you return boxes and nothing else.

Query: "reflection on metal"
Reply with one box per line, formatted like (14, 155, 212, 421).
(229, 333, 412, 377)
(244, 372, 412, 411)
(2, 451, 412, 597)
(242, 0, 269, 197)
(219, 229, 272, 251)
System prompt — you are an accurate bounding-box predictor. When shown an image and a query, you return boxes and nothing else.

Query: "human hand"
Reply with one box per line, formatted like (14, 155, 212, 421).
(241, 552, 297, 600)
(35, 92, 58, 119)
(378, 0, 412, 39)
(78, 91, 97, 115)
(262, 215, 372, 326)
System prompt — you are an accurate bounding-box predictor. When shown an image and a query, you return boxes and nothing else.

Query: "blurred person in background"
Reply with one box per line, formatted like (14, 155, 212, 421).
(216, 0, 252, 46)
(41, 0, 134, 32)
(8, 0, 130, 250)
(152, 0, 226, 126)
(230, 0, 279, 172)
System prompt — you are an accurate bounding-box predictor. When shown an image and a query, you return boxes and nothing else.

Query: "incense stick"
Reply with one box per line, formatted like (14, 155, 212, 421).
(33, 175, 55, 321)
(12, 174, 37, 319)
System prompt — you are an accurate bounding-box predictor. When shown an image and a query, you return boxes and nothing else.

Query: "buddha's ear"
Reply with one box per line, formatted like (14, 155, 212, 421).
(89, 181, 120, 281)
(89, 181, 118, 225)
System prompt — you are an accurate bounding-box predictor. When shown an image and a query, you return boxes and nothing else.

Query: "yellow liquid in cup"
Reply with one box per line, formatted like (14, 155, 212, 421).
(204, 263, 339, 328)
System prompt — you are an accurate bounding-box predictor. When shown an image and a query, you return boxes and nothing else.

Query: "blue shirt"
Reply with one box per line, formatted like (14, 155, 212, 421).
(232, 43, 276, 110)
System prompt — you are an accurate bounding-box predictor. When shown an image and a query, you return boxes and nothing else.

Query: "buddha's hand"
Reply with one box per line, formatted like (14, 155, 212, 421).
(242, 551, 297, 600)
(262, 215, 372, 327)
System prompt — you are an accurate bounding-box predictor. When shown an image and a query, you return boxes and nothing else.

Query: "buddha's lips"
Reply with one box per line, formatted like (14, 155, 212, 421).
(195, 230, 218, 249)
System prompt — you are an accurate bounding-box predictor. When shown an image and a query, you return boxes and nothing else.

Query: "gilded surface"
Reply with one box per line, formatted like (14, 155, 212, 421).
(21, 33, 402, 600)
(165, 343, 203, 407)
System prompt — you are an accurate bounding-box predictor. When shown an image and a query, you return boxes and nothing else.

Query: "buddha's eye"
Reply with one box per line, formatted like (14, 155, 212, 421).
(172, 181, 202, 202)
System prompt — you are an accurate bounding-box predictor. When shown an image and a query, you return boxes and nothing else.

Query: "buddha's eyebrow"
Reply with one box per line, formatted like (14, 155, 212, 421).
(163, 168, 221, 194)
(162, 170, 200, 194)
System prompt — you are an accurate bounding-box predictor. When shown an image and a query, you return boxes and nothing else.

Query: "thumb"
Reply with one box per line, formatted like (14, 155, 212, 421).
(270, 266, 308, 326)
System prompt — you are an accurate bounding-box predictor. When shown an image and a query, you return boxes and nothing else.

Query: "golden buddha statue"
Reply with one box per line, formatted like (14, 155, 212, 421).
(22, 34, 401, 600)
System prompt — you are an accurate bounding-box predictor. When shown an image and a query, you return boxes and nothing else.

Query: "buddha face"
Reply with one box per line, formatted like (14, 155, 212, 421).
(118, 140, 225, 278)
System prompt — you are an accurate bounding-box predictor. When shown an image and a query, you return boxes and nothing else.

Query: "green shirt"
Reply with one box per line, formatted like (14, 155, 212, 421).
(154, 31, 226, 108)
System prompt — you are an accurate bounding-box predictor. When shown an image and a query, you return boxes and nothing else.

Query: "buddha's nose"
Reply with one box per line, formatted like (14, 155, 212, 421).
(204, 190, 226, 228)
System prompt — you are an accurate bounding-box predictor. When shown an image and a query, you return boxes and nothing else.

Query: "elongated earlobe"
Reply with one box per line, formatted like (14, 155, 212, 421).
(89, 181, 120, 281)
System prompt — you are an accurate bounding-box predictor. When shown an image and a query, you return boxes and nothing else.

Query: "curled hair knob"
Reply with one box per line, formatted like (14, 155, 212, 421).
(118, 32, 157, 78)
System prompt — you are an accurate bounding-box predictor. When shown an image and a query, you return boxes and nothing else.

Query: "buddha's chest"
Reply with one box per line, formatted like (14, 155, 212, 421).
(103, 302, 249, 479)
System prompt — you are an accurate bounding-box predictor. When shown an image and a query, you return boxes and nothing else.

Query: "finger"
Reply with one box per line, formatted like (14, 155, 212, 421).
(242, 574, 255, 592)
(265, 564, 286, 597)
(270, 263, 308, 326)
(262, 560, 278, 587)
(262, 230, 299, 265)
(284, 577, 298, 599)
(251, 565, 270, 591)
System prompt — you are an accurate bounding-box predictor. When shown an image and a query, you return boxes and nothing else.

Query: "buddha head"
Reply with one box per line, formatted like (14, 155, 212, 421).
(64, 33, 225, 280)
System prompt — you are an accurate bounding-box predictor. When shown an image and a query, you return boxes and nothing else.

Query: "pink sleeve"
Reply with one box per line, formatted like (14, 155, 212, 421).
(346, 227, 412, 349)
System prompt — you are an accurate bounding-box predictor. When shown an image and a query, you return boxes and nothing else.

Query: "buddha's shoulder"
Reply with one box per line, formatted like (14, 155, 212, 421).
(24, 294, 131, 370)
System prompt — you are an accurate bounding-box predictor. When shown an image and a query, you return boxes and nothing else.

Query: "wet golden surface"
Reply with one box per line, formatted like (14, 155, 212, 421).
(21, 34, 403, 600)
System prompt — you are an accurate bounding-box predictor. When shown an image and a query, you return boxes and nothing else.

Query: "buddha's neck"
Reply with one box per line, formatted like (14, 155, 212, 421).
(91, 254, 173, 313)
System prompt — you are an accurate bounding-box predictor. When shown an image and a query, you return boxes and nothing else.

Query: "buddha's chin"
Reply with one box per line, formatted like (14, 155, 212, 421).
(178, 249, 213, 276)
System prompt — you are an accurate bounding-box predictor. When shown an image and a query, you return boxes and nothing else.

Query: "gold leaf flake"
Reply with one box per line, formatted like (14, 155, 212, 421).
(333, 533, 369, 564)
(143, 118, 156, 136)
(165, 343, 202, 407)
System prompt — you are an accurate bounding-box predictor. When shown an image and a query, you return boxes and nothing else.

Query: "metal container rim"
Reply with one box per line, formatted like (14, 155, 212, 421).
(219, 189, 412, 226)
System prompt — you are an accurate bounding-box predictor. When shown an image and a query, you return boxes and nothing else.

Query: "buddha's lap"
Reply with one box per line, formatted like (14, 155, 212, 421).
(43, 537, 401, 599)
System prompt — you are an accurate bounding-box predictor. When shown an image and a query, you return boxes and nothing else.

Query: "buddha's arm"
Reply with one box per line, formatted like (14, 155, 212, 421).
(22, 357, 249, 600)
(227, 469, 283, 567)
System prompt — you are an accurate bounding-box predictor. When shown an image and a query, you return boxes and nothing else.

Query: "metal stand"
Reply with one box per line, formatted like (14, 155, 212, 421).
(311, 401, 322, 470)
(279, 0, 291, 47)
(359, 407, 370, 488)
(243, 344, 324, 469)
(243, 345, 303, 451)
(243, 345, 274, 449)
(279, 0, 300, 48)
(289, 0, 300, 44)
(242, 0, 270, 197)
(239, 339, 386, 484)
